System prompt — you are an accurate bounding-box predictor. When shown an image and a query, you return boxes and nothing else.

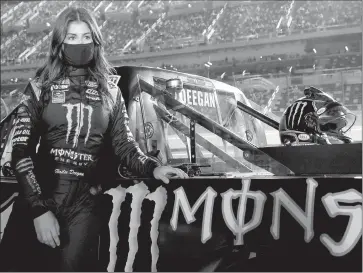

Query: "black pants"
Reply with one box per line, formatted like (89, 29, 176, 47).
(0, 180, 112, 272)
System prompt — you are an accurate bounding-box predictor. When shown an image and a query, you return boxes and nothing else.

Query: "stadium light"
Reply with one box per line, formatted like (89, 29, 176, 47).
(204, 62, 212, 78)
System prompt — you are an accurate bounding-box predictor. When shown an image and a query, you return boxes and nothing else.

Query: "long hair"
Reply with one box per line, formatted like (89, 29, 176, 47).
(35, 7, 116, 101)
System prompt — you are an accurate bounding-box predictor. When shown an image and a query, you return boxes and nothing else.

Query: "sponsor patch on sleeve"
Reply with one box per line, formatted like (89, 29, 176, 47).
(108, 75, 121, 85)
(298, 133, 310, 141)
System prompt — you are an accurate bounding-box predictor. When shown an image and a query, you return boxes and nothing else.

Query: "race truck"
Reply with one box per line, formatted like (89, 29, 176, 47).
(0, 66, 361, 272)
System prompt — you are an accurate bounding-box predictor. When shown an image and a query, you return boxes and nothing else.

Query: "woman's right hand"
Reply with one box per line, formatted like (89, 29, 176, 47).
(33, 211, 61, 248)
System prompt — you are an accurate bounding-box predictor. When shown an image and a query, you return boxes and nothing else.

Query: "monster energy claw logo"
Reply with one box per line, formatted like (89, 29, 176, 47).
(63, 103, 93, 148)
(106, 179, 362, 272)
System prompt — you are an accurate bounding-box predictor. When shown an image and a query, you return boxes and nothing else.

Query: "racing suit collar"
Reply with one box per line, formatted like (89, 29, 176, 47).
(64, 66, 90, 87)
(66, 66, 89, 77)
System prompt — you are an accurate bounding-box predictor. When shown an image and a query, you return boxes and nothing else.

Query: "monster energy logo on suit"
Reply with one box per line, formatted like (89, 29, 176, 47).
(63, 103, 93, 148)
(49, 148, 94, 167)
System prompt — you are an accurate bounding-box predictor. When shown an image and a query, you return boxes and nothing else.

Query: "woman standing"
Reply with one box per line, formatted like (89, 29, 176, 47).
(1, 7, 187, 272)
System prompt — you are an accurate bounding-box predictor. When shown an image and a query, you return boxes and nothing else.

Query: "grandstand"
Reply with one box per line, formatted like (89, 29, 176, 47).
(1, 0, 362, 142)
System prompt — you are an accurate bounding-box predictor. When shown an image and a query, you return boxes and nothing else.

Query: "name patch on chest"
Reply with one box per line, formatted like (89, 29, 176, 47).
(52, 90, 65, 104)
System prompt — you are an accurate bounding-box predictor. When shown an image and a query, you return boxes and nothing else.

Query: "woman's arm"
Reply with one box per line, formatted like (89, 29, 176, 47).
(11, 81, 48, 219)
(108, 86, 161, 177)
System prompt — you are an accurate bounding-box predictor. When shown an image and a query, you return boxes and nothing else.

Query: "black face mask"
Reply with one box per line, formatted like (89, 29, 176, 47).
(62, 43, 94, 67)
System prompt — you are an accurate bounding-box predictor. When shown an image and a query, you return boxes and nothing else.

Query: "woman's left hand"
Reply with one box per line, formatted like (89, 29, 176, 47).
(90, 166, 189, 195)
(90, 184, 102, 196)
(153, 166, 189, 184)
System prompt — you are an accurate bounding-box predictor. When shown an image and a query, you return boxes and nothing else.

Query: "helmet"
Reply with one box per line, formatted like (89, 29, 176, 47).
(279, 86, 356, 145)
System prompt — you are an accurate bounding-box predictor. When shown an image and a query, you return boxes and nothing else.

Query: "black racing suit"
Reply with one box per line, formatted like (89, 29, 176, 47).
(1, 68, 160, 271)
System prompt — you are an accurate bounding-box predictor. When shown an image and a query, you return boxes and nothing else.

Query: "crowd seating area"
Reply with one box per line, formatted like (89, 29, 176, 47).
(325, 54, 362, 69)
(28, 0, 101, 29)
(345, 83, 362, 106)
(2, 32, 45, 63)
(165, 50, 361, 80)
(215, 1, 291, 43)
(26, 33, 53, 62)
(2, 30, 49, 60)
(30, 1, 70, 25)
(145, 9, 218, 47)
(1, 84, 25, 121)
(1, 1, 37, 28)
(294, 0, 362, 30)
(213, 4, 255, 42)
(1, 31, 13, 45)
(139, 0, 201, 11)
(2, 1, 106, 65)
(2, 47, 361, 81)
(74, 1, 100, 12)
(141, 0, 165, 11)
(103, 19, 154, 55)
(1, 2, 35, 45)
(1, 1, 17, 17)
(240, 81, 362, 114)
(1, 0, 361, 64)
(294, 1, 332, 30)
(106, 1, 130, 12)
